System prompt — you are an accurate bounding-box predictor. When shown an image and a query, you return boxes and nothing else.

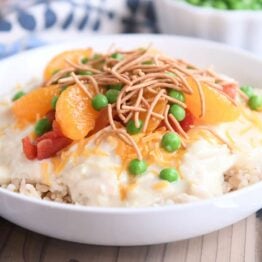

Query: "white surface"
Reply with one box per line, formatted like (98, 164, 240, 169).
(154, 0, 262, 56)
(0, 34, 261, 245)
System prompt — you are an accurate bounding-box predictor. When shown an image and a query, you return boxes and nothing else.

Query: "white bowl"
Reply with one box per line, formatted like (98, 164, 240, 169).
(154, 0, 262, 56)
(0, 34, 262, 246)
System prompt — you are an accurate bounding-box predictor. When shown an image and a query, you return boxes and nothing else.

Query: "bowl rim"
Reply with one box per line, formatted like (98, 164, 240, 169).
(0, 33, 262, 214)
(1, 180, 261, 213)
(163, 0, 262, 14)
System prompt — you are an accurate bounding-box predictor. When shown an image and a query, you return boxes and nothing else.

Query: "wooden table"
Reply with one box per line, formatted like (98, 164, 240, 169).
(0, 213, 261, 262)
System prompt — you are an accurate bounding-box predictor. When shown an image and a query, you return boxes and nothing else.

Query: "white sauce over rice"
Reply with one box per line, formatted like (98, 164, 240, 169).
(0, 91, 262, 207)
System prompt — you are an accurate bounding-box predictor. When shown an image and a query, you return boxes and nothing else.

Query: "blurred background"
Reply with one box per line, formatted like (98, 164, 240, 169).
(0, 0, 158, 59)
(1, 0, 262, 59)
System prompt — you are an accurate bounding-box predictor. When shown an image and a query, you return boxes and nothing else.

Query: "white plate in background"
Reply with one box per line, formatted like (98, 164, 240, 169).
(154, 0, 262, 56)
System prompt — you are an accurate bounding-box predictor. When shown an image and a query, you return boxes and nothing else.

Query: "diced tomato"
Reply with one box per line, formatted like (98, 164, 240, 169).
(37, 136, 72, 160)
(37, 139, 53, 160)
(167, 109, 194, 132)
(35, 121, 63, 143)
(22, 136, 37, 160)
(222, 84, 237, 100)
(35, 130, 60, 143)
(46, 110, 56, 122)
(157, 120, 166, 129)
(88, 107, 112, 136)
(24, 119, 72, 160)
(52, 120, 64, 137)
(179, 109, 195, 132)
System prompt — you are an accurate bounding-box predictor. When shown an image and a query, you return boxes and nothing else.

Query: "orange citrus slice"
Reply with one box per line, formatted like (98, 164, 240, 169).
(140, 98, 167, 133)
(44, 49, 93, 81)
(56, 85, 98, 140)
(12, 85, 60, 125)
(185, 77, 240, 125)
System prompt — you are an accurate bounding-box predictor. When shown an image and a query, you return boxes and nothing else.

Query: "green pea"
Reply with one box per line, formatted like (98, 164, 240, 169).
(128, 159, 148, 176)
(168, 90, 185, 102)
(81, 57, 89, 64)
(159, 168, 179, 182)
(106, 89, 120, 104)
(212, 0, 228, 9)
(126, 119, 143, 135)
(161, 132, 181, 153)
(107, 83, 123, 90)
(186, 0, 201, 6)
(78, 71, 93, 76)
(252, 3, 261, 10)
(201, 0, 213, 7)
(185, 0, 261, 10)
(92, 94, 108, 111)
(51, 96, 59, 109)
(35, 118, 52, 136)
(12, 91, 25, 101)
(169, 104, 186, 121)
(229, 1, 246, 10)
(240, 85, 254, 98)
(248, 95, 262, 111)
(111, 53, 124, 60)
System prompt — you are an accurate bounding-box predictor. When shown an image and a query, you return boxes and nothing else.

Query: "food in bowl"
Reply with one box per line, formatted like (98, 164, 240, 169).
(154, 0, 262, 56)
(0, 46, 261, 207)
(184, 0, 262, 10)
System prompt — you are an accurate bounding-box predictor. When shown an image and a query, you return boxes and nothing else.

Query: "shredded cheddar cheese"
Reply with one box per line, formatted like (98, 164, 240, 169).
(41, 162, 51, 186)
(119, 183, 137, 201)
(153, 181, 169, 191)
(51, 152, 70, 175)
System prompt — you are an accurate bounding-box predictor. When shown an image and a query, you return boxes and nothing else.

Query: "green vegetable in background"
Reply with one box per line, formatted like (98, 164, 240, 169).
(185, 0, 262, 10)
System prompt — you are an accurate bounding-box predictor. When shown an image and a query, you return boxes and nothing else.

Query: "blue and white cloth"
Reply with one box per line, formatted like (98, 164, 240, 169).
(0, 0, 158, 59)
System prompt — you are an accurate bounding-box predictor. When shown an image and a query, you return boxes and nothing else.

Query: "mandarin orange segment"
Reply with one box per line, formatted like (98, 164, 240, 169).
(140, 98, 167, 133)
(12, 85, 60, 124)
(56, 85, 98, 140)
(43, 49, 93, 81)
(185, 77, 240, 125)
